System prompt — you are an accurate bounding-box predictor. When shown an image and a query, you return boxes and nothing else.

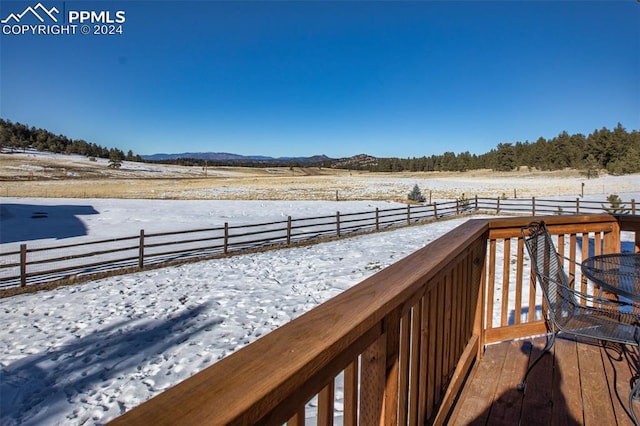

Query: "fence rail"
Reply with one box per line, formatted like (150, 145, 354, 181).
(475, 196, 637, 216)
(1, 196, 636, 289)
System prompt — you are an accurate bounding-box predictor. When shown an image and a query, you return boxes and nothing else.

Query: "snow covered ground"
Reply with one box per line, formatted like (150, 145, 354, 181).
(0, 194, 638, 425)
(0, 198, 408, 248)
(0, 204, 468, 425)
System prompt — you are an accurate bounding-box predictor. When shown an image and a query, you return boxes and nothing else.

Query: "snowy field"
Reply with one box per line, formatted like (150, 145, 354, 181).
(0, 198, 409, 247)
(0, 203, 470, 425)
(1, 191, 639, 424)
(3, 150, 640, 201)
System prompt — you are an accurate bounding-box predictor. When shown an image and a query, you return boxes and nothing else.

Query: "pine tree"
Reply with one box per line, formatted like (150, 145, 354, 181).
(583, 154, 600, 179)
(602, 194, 626, 214)
(108, 148, 124, 169)
(407, 184, 426, 202)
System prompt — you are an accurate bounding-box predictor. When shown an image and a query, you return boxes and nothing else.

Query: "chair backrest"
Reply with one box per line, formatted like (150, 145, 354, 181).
(521, 221, 576, 325)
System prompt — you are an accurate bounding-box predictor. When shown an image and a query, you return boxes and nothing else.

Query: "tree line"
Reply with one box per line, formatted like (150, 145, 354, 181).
(1, 118, 639, 175)
(0, 118, 141, 163)
(365, 123, 640, 175)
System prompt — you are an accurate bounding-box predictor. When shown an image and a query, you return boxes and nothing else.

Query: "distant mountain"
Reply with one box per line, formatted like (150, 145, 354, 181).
(141, 152, 334, 164)
(140, 152, 386, 169)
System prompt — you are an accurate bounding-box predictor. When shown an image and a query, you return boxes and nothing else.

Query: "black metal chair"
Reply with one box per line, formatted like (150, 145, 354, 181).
(519, 221, 640, 424)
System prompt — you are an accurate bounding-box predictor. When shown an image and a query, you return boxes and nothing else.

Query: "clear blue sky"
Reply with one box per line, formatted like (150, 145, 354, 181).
(1, 1, 639, 158)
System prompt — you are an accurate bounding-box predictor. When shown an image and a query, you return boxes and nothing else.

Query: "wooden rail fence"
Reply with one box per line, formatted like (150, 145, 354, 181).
(1, 201, 454, 288)
(1, 196, 636, 289)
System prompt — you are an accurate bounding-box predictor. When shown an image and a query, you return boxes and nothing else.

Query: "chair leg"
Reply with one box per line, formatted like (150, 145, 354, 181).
(517, 331, 557, 392)
(629, 373, 640, 425)
(629, 348, 640, 426)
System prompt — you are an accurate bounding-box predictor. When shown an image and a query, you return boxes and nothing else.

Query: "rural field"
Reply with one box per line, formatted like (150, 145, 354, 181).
(1, 151, 638, 201)
(1, 151, 640, 425)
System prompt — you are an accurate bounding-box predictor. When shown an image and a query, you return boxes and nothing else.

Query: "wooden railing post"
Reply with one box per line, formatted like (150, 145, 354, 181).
(138, 230, 145, 269)
(632, 199, 636, 215)
(20, 243, 27, 287)
(317, 380, 335, 425)
(336, 212, 341, 237)
(287, 216, 292, 246)
(383, 311, 401, 424)
(407, 204, 411, 225)
(359, 333, 386, 425)
(474, 240, 487, 355)
(497, 198, 501, 214)
(375, 208, 380, 231)
(224, 222, 229, 254)
(576, 197, 580, 214)
(433, 202, 438, 219)
(604, 220, 621, 254)
(475, 195, 478, 211)
(456, 199, 460, 215)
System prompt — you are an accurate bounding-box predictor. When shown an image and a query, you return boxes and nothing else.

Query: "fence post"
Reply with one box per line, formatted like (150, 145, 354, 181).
(224, 222, 229, 254)
(336, 212, 341, 237)
(497, 198, 501, 214)
(20, 243, 27, 287)
(433, 202, 438, 219)
(138, 230, 145, 269)
(287, 216, 292, 246)
(576, 198, 580, 215)
(456, 199, 460, 215)
(475, 195, 478, 211)
(375, 208, 379, 231)
(406, 204, 411, 225)
(532, 197, 536, 216)
(632, 199, 636, 215)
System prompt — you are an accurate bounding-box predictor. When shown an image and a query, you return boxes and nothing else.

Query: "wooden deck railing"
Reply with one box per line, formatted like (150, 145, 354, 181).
(110, 218, 489, 425)
(104, 214, 638, 425)
(481, 215, 638, 345)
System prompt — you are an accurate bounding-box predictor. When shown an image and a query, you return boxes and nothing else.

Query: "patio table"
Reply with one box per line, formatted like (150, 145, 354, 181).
(581, 253, 640, 303)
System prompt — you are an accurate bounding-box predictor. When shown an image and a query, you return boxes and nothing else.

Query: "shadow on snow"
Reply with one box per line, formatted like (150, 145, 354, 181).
(0, 203, 99, 243)
(0, 302, 222, 424)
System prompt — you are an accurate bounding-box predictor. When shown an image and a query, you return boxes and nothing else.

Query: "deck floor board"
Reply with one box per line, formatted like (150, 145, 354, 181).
(449, 334, 640, 425)
(448, 342, 508, 425)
